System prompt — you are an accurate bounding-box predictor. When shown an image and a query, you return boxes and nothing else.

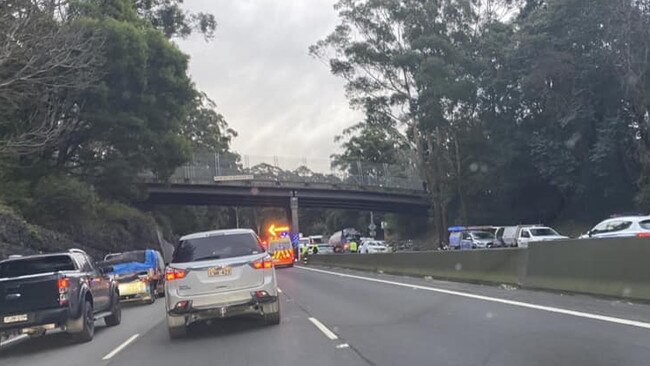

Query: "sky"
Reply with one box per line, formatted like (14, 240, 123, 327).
(177, 0, 360, 170)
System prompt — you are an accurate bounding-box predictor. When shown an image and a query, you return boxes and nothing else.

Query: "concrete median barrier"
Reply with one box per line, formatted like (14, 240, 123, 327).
(306, 238, 650, 301)
(307, 248, 526, 286)
(523, 238, 650, 301)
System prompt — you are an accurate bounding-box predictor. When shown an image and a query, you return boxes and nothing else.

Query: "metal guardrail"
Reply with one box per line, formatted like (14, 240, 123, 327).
(142, 152, 426, 192)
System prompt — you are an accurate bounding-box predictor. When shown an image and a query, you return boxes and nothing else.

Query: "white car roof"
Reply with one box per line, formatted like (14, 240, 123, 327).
(599, 216, 650, 223)
(180, 228, 256, 241)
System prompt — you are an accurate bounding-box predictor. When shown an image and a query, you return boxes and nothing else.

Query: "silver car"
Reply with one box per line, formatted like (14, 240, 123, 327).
(164, 229, 280, 339)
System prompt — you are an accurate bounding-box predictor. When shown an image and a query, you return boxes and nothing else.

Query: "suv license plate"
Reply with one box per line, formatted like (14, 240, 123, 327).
(4, 314, 27, 323)
(207, 266, 232, 277)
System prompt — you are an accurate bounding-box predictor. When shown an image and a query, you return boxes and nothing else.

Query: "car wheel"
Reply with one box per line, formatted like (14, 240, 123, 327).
(167, 315, 187, 339)
(263, 299, 281, 325)
(73, 300, 94, 343)
(145, 284, 156, 305)
(104, 292, 121, 327)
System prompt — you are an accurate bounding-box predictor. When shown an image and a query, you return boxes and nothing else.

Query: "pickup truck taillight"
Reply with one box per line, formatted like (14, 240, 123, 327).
(58, 277, 70, 306)
(250, 258, 273, 270)
(165, 267, 187, 281)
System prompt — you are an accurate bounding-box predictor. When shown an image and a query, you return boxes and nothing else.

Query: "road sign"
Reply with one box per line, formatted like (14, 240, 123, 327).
(369, 230, 376, 237)
(381, 221, 388, 229)
(268, 224, 290, 237)
(368, 223, 377, 231)
(213, 174, 254, 182)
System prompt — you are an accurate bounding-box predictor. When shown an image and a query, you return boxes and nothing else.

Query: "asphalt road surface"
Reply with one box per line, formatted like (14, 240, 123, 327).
(2, 265, 650, 366)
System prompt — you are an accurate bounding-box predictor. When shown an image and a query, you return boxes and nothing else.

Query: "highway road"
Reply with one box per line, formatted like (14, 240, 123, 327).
(2, 266, 650, 365)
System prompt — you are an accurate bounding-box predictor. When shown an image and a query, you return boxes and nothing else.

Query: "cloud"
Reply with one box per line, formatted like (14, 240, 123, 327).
(177, 0, 361, 164)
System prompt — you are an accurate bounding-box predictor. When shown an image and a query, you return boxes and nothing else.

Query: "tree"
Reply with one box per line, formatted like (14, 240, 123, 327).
(318, 0, 650, 237)
(331, 102, 412, 177)
(312, 0, 484, 245)
(45, 2, 200, 199)
(183, 92, 237, 153)
(506, 0, 648, 218)
(134, 0, 217, 40)
(0, 0, 104, 156)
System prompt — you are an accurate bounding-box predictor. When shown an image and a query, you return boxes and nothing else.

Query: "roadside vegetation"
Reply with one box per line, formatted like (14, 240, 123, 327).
(316, 0, 650, 243)
(0, 0, 232, 255)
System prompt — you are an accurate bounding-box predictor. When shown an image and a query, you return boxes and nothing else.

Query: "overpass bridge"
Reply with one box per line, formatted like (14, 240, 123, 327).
(139, 152, 430, 233)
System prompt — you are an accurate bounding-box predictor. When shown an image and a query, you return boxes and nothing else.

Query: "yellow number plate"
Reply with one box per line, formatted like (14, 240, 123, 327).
(207, 266, 232, 277)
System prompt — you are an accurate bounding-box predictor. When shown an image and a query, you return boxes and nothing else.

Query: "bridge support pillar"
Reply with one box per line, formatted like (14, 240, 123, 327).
(290, 195, 299, 260)
(290, 195, 299, 237)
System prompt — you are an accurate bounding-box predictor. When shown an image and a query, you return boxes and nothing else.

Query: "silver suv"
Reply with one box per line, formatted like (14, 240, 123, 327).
(164, 229, 280, 339)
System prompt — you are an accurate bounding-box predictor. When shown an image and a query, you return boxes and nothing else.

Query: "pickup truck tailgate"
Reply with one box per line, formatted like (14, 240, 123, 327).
(0, 275, 61, 314)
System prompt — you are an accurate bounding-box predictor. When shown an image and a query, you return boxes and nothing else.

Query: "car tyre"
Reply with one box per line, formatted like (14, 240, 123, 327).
(73, 300, 94, 343)
(263, 299, 281, 326)
(104, 292, 121, 327)
(168, 325, 187, 339)
(167, 315, 187, 339)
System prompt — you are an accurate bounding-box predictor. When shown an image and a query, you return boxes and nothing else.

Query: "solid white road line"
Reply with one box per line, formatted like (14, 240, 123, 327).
(297, 266, 650, 331)
(308, 317, 339, 340)
(0, 334, 28, 347)
(102, 334, 140, 360)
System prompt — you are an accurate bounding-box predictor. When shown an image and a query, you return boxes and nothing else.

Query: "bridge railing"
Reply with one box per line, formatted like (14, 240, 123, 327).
(143, 151, 426, 192)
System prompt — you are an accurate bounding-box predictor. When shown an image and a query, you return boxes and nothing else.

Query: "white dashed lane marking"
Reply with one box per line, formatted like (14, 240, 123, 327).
(308, 317, 339, 340)
(102, 334, 140, 360)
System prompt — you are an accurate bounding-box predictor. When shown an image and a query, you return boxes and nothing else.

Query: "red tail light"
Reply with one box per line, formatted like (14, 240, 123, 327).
(250, 258, 273, 269)
(637, 232, 650, 238)
(58, 277, 70, 306)
(165, 267, 187, 281)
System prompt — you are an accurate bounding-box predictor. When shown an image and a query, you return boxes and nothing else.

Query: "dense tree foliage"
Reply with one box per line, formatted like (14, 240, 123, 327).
(0, 0, 234, 253)
(316, 0, 650, 244)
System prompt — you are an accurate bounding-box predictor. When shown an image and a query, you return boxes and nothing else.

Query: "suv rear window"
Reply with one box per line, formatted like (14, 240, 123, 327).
(172, 233, 264, 263)
(0, 255, 76, 278)
(269, 240, 292, 251)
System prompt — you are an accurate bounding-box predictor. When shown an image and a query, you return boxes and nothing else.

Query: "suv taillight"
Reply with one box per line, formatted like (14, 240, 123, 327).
(165, 267, 187, 281)
(250, 258, 273, 270)
(58, 277, 70, 306)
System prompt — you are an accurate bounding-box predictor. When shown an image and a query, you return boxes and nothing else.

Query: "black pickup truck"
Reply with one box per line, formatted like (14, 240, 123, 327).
(0, 249, 121, 343)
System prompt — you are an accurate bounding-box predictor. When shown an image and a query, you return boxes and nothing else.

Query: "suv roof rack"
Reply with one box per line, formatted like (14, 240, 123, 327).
(68, 248, 87, 254)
